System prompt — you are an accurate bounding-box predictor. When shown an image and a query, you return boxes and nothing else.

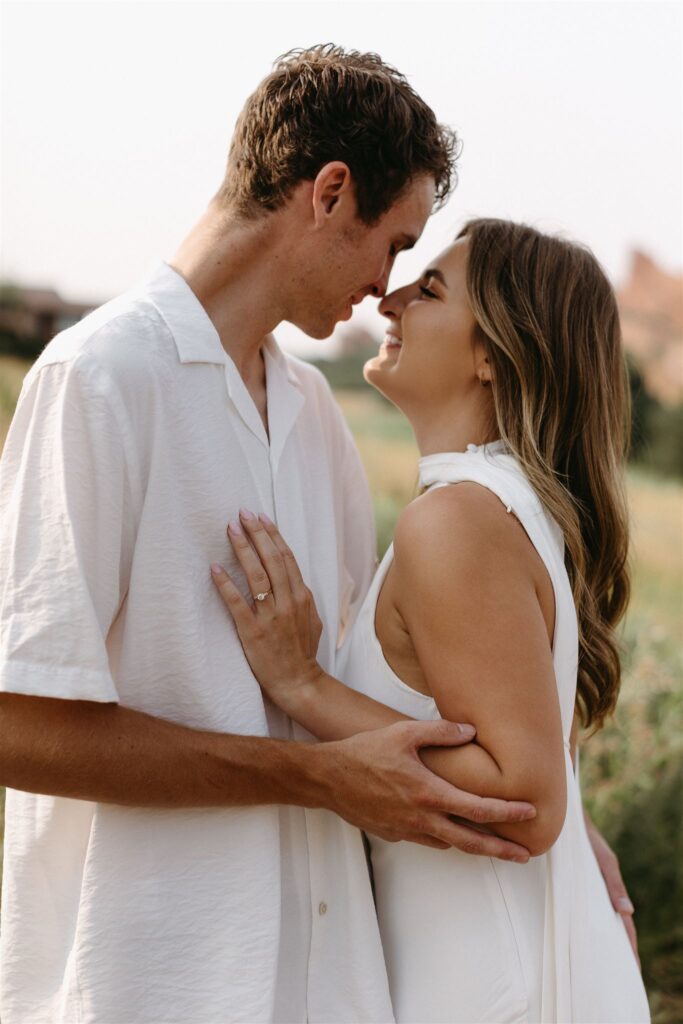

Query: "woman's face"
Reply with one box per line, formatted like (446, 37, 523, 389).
(364, 237, 490, 417)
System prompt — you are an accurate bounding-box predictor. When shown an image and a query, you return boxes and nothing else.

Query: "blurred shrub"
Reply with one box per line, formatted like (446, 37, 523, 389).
(0, 330, 44, 362)
(310, 350, 377, 393)
(629, 360, 683, 480)
(582, 662, 683, 1022)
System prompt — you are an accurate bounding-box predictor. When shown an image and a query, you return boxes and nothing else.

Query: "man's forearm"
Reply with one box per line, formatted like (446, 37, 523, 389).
(0, 693, 329, 809)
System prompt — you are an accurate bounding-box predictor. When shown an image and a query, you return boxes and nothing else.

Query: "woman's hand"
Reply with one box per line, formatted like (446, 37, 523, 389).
(211, 509, 324, 704)
(584, 809, 640, 965)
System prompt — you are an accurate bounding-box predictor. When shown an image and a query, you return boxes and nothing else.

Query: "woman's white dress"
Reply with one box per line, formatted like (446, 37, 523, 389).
(337, 442, 650, 1023)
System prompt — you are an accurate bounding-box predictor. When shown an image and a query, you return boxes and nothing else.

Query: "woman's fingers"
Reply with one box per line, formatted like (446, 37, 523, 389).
(621, 913, 640, 966)
(228, 512, 288, 606)
(210, 564, 256, 635)
(252, 512, 309, 598)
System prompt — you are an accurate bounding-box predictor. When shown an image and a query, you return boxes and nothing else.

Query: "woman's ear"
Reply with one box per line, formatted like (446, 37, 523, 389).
(475, 351, 493, 386)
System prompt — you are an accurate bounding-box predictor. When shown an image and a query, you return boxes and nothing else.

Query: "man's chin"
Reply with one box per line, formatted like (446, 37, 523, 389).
(286, 317, 339, 341)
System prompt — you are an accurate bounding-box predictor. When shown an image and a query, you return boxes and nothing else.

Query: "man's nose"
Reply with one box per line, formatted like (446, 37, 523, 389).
(369, 265, 391, 300)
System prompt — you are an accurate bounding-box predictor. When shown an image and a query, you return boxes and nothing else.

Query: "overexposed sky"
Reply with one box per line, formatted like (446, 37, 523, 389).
(1, 0, 681, 355)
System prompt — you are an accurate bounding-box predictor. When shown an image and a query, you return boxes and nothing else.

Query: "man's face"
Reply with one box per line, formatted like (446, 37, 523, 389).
(292, 175, 436, 339)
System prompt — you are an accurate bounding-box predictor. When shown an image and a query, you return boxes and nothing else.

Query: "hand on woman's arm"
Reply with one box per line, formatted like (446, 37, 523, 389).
(211, 506, 539, 861)
(389, 484, 567, 855)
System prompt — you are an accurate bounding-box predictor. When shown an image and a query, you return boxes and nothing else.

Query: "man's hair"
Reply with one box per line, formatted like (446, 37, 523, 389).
(217, 44, 459, 224)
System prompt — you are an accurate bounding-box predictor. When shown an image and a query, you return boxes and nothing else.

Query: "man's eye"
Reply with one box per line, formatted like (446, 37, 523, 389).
(419, 285, 437, 299)
(389, 245, 399, 258)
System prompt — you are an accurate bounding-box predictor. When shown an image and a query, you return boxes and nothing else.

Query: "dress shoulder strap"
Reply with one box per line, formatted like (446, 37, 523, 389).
(419, 443, 541, 519)
(418, 443, 567, 582)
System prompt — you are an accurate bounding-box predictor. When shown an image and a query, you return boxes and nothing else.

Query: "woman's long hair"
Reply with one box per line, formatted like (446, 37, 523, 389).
(458, 218, 630, 730)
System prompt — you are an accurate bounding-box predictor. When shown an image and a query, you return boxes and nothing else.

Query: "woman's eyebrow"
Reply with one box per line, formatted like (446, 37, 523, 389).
(422, 267, 448, 288)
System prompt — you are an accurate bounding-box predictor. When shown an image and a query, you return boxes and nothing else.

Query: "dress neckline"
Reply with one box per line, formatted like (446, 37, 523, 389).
(418, 440, 508, 490)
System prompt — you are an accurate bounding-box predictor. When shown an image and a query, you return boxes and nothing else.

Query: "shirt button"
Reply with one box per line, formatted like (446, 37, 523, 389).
(318, 901, 328, 916)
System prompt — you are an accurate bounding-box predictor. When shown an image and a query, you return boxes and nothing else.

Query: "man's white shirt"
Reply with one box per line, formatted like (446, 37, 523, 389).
(0, 263, 394, 1023)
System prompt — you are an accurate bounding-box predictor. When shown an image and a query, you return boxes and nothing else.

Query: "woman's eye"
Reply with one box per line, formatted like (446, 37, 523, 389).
(419, 285, 437, 299)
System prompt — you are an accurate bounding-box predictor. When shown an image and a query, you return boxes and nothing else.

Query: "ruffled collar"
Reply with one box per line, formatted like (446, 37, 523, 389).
(418, 440, 508, 490)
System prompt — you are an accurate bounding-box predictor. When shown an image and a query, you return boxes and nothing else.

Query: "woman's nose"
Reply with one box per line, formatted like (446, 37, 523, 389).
(378, 289, 403, 321)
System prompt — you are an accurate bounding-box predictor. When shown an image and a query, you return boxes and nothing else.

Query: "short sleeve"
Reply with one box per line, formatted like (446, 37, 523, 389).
(0, 358, 139, 702)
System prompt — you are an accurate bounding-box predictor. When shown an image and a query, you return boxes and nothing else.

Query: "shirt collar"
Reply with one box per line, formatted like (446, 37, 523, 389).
(143, 262, 228, 366)
(262, 332, 303, 389)
(143, 261, 302, 387)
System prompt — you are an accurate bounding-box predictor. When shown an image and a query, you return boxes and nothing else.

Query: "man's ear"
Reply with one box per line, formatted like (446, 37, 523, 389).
(312, 162, 353, 223)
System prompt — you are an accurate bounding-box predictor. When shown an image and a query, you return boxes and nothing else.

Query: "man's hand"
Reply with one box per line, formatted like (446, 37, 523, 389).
(317, 719, 536, 862)
(584, 809, 640, 964)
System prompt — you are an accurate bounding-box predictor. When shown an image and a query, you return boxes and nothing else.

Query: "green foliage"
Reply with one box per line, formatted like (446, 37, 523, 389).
(0, 330, 44, 361)
(629, 360, 683, 480)
(0, 284, 21, 309)
(582, 676, 683, 1022)
(309, 350, 376, 392)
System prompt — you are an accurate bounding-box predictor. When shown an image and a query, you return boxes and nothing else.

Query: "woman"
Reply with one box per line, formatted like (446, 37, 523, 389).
(211, 219, 650, 1022)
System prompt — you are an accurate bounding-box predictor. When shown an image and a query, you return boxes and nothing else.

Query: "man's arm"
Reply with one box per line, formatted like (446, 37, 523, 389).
(0, 691, 535, 857)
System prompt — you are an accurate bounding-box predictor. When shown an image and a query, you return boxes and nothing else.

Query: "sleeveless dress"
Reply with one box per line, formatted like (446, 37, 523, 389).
(337, 442, 650, 1024)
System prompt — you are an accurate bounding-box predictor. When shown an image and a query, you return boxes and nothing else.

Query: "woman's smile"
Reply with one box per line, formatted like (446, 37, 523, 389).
(382, 331, 403, 352)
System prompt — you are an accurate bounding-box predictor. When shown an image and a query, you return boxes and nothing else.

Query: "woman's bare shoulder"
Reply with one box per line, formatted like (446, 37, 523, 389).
(395, 481, 524, 569)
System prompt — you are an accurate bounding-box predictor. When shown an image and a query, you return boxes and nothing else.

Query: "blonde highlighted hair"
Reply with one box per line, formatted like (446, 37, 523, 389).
(458, 219, 631, 730)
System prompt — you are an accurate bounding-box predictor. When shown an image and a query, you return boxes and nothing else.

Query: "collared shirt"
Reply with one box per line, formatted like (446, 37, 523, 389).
(0, 264, 394, 1024)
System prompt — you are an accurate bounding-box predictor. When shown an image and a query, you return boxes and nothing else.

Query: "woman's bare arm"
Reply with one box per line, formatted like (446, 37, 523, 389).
(213, 498, 566, 855)
(390, 484, 567, 853)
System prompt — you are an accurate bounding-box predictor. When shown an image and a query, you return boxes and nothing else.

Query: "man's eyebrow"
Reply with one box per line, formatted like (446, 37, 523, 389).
(422, 267, 448, 288)
(398, 234, 418, 250)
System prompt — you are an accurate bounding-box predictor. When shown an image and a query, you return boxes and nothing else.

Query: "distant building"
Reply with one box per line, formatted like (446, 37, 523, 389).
(0, 284, 98, 347)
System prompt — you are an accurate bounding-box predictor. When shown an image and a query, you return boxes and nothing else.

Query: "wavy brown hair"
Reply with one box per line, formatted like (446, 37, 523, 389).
(218, 44, 459, 224)
(457, 218, 631, 730)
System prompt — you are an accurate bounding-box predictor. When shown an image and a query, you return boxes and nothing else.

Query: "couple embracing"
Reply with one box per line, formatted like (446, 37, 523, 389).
(0, 44, 649, 1024)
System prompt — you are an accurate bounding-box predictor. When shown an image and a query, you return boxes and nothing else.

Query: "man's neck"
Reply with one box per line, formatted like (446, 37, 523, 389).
(169, 201, 290, 383)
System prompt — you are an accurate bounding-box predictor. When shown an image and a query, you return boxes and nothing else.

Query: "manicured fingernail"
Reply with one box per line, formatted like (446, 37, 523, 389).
(239, 508, 254, 520)
(259, 512, 274, 525)
(513, 854, 529, 864)
(228, 519, 242, 535)
(617, 897, 634, 914)
(211, 563, 225, 575)
(459, 724, 476, 739)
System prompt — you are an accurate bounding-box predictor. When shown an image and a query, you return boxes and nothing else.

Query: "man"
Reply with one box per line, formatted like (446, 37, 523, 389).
(0, 45, 636, 1023)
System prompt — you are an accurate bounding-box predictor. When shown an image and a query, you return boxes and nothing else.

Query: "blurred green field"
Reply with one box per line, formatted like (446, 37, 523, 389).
(0, 361, 681, 1020)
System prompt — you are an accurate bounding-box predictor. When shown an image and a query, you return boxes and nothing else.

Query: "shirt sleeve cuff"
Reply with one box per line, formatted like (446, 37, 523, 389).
(0, 659, 119, 703)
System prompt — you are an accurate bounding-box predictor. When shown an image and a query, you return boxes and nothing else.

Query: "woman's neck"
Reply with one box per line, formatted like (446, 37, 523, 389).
(409, 402, 498, 457)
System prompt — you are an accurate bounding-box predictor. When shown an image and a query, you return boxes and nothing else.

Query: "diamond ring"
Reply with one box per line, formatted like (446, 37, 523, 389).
(253, 590, 272, 602)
